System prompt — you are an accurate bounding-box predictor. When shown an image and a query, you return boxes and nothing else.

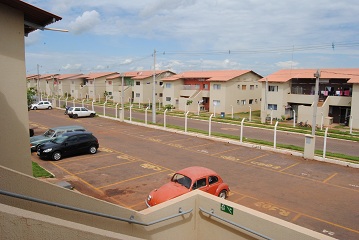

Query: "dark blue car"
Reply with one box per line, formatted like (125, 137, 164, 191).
(37, 131, 99, 161)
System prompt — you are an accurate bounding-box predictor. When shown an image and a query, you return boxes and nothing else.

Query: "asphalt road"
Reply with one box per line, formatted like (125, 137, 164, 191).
(73, 101, 359, 158)
(29, 108, 359, 239)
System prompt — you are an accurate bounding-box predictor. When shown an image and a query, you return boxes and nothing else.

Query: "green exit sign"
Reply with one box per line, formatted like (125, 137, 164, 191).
(220, 203, 233, 215)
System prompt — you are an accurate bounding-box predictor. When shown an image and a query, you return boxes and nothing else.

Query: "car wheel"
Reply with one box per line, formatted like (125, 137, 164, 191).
(73, 114, 78, 119)
(90, 113, 95, 117)
(48, 106, 52, 109)
(89, 146, 97, 154)
(33, 106, 37, 110)
(52, 151, 62, 161)
(218, 190, 227, 199)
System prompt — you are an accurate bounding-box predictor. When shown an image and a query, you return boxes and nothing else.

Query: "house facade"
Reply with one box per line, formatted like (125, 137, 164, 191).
(162, 70, 263, 114)
(80, 72, 118, 101)
(130, 70, 175, 107)
(259, 69, 359, 129)
(105, 72, 135, 103)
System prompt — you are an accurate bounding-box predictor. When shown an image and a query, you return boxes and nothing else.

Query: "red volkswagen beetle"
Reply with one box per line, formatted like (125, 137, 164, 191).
(146, 166, 230, 207)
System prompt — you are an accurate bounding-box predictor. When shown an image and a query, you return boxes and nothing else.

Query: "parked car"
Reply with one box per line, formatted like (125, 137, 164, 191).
(30, 125, 86, 151)
(29, 101, 52, 110)
(146, 166, 230, 207)
(37, 131, 99, 161)
(68, 107, 96, 118)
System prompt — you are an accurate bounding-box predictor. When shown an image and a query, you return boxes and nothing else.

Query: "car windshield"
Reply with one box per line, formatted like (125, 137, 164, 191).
(51, 135, 68, 144)
(43, 129, 55, 137)
(172, 173, 192, 189)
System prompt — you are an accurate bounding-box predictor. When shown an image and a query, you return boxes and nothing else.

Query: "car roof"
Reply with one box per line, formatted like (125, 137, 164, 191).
(50, 125, 85, 130)
(176, 166, 218, 179)
(60, 131, 94, 137)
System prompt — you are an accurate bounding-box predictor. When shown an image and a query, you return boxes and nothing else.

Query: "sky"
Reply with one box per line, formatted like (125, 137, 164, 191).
(24, 0, 359, 77)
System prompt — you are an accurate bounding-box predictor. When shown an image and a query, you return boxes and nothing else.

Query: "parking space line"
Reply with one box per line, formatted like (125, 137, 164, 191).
(74, 161, 139, 175)
(50, 161, 104, 194)
(279, 162, 300, 172)
(98, 169, 169, 189)
(186, 142, 214, 149)
(291, 213, 302, 223)
(210, 147, 242, 157)
(166, 137, 192, 143)
(323, 173, 338, 183)
(232, 192, 359, 235)
(243, 153, 270, 163)
(55, 152, 116, 164)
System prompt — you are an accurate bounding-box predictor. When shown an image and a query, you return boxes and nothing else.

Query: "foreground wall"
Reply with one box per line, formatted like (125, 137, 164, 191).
(0, 3, 32, 175)
(0, 165, 334, 240)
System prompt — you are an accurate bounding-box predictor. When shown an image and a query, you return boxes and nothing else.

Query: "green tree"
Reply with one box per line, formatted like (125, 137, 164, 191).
(27, 87, 36, 106)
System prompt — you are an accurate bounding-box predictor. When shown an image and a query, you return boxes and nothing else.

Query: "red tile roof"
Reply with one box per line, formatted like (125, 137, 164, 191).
(106, 70, 173, 80)
(55, 74, 83, 80)
(259, 68, 359, 83)
(162, 70, 259, 82)
(81, 72, 118, 79)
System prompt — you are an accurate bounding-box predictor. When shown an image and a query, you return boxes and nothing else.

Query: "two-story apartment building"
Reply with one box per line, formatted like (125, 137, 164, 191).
(162, 70, 262, 114)
(130, 70, 175, 107)
(27, 74, 58, 98)
(79, 72, 118, 101)
(259, 69, 359, 129)
(53, 74, 83, 98)
(105, 72, 135, 103)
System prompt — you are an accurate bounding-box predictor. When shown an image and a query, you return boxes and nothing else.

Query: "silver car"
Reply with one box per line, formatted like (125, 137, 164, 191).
(30, 101, 52, 110)
(30, 125, 86, 151)
(68, 107, 96, 118)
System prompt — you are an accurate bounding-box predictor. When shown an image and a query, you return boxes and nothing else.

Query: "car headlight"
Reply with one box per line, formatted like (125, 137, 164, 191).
(43, 148, 52, 153)
(147, 195, 152, 201)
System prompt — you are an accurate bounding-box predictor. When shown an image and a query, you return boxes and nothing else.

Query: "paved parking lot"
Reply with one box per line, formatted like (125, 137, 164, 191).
(30, 109, 359, 239)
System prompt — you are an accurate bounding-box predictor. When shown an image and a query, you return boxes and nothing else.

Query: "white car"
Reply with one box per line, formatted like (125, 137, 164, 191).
(68, 107, 96, 118)
(30, 101, 52, 110)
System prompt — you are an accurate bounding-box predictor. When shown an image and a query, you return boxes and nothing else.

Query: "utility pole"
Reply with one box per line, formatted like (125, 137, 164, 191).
(121, 73, 125, 122)
(152, 49, 156, 123)
(312, 70, 320, 136)
(37, 64, 40, 100)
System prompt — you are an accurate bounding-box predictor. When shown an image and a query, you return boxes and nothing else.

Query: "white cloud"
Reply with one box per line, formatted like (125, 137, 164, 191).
(276, 61, 299, 69)
(69, 10, 101, 34)
(62, 63, 82, 70)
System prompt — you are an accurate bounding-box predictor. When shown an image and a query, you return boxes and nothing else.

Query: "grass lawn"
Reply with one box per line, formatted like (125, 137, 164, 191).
(32, 161, 54, 178)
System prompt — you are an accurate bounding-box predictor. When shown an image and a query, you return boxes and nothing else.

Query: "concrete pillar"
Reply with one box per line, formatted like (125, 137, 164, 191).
(303, 134, 315, 159)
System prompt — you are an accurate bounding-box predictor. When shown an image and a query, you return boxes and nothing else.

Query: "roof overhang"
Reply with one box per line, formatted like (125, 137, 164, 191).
(1, 0, 62, 36)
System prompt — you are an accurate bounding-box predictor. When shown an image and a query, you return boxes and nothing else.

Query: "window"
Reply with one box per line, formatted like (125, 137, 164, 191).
(166, 97, 171, 101)
(108, 81, 112, 85)
(241, 100, 246, 105)
(250, 85, 254, 90)
(208, 176, 218, 185)
(268, 104, 277, 110)
(159, 93, 163, 97)
(213, 100, 220, 106)
(249, 99, 253, 104)
(195, 84, 200, 89)
(89, 80, 92, 85)
(165, 83, 172, 88)
(72, 81, 75, 84)
(268, 86, 278, 92)
(136, 93, 140, 97)
(136, 81, 140, 86)
(213, 84, 221, 90)
(203, 84, 209, 90)
(193, 178, 207, 190)
(242, 85, 246, 90)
